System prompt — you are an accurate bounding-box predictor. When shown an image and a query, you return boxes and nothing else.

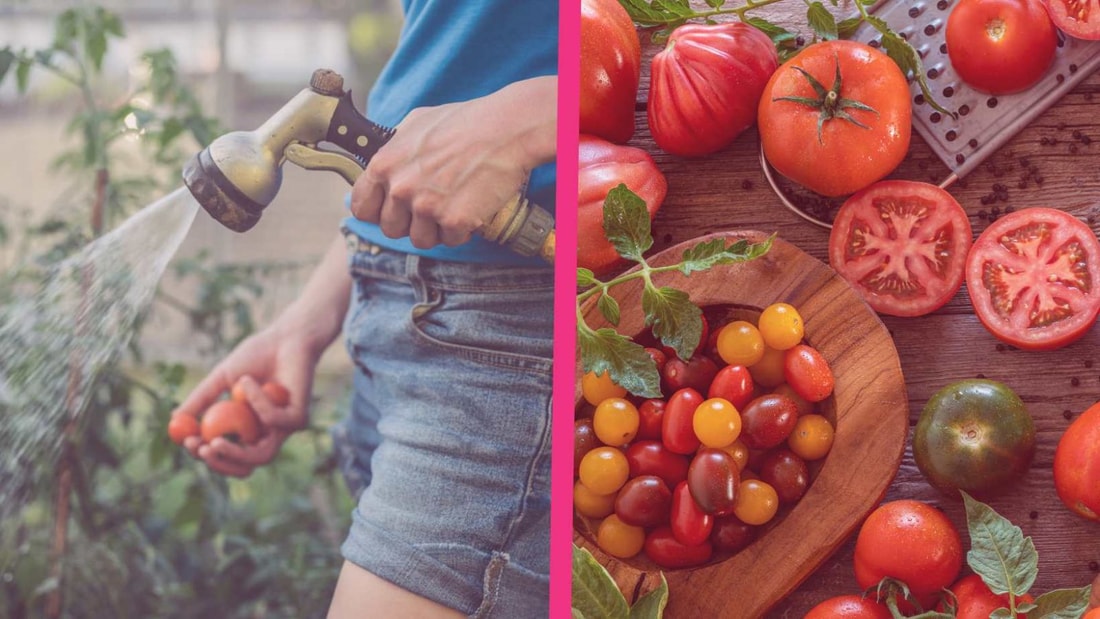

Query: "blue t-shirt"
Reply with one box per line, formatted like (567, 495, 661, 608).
(343, 0, 558, 265)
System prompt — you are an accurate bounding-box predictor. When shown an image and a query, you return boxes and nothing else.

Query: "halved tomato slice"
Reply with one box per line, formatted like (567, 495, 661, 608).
(828, 180, 973, 317)
(1043, 0, 1100, 40)
(966, 207, 1100, 350)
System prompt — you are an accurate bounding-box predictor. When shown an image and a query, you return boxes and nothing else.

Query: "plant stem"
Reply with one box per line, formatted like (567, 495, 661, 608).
(633, 0, 790, 26)
(577, 262, 684, 305)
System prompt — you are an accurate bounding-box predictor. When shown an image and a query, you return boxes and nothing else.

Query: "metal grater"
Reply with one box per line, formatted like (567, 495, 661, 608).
(858, 0, 1100, 184)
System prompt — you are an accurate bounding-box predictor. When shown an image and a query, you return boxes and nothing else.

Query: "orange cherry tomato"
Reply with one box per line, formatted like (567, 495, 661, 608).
(167, 414, 200, 445)
(201, 400, 261, 445)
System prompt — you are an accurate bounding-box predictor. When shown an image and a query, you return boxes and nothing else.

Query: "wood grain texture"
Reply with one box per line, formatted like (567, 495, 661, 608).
(575, 233, 908, 618)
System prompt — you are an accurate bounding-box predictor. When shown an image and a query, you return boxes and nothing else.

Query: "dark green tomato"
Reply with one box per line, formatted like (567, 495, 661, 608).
(913, 379, 1036, 499)
(614, 475, 673, 528)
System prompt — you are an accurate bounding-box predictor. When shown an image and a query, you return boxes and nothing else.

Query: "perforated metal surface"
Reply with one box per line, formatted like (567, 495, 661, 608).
(855, 0, 1100, 185)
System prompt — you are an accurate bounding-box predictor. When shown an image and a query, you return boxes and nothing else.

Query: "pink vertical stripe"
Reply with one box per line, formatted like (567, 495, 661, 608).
(551, 0, 580, 617)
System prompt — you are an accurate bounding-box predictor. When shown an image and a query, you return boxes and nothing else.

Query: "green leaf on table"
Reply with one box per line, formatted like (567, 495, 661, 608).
(962, 491, 1038, 598)
(807, 2, 839, 40)
(643, 285, 702, 361)
(598, 293, 622, 327)
(603, 184, 654, 263)
(579, 325, 662, 398)
(869, 17, 954, 118)
(572, 545, 630, 619)
(745, 17, 799, 47)
(629, 574, 669, 618)
(679, 235, 774, 275)
(1026, 586, 1091, 618)
(837, 16, 863, 39)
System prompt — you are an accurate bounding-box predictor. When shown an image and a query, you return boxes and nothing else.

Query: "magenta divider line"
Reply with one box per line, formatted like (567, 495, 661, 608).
(550, 0, 580, 617)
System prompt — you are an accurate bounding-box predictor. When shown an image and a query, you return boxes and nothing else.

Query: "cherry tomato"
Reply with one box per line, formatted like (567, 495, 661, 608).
(578, 447, 630, 495)
(687, 448, 740, 515)
(574, 418, 601, 476)
(788, 414, 835, 461)
(707, 364, 754, 410)
(692, 397, 742, 448)
(662, 354, 719, 394)
(748, 345, 786, 389)
(597, 513, 646, 559)
(739, 393, 799, 449)
(574, 480, 617, 519)
(644, 347, 668, 375)
(758, 448, 809, 504)
(716, 320, 765, 367)
(578, 135, 668, 274)
(1054, 400, 1100, 521)
(644, 526, 714, 569)
(828, 181, 973, 317)
(720, 439, 750, 472)
(771, 383, 813, 416)
(805, 595, 891, 619)
(261, 382, 290, 407)
(757, 303, 804, 350)
(637, 399, 666, 441)
(201, 400, 260, 445)
(662, 387, 705, 455)
(1042, 0, 1100, 40)
(593, 397, 640, 447)
(167, 414, 200, 445)
(626, 440, 691, 489)
(914, 379, 1035, 499)
(648, 22, 778, 157)
(670, 481, 713, 546)
(580, 0, 640, 143)
(965, 207, 1100, 350)
(854, 500, 963, 607)
(758, 40, 911, 197)
(732, 479, 779, 525)
(581, 370, 627, 406)
(710, 514, 756, 554)
(784, 344, 835, 403)
(614, 475, 673, 528)
(947, 0, 1057, 94)
(940, 574, 1033, 618)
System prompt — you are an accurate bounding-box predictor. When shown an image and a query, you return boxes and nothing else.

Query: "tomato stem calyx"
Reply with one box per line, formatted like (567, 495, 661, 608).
(773, 54, 878, 144)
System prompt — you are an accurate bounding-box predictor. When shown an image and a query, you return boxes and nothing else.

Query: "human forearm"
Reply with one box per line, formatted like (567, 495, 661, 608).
(275, 234, 351, 356)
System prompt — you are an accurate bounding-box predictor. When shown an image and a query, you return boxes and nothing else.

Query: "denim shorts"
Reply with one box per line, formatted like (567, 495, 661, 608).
(331, 232, 554, 618)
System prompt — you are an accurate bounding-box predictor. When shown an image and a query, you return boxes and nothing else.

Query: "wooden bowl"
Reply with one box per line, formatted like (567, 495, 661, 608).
(573, 231, 909, 618)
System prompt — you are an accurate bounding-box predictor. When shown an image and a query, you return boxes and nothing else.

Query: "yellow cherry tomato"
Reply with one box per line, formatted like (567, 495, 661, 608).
(596, 514, 646, 559)
(749, 345, 786, 388)
(758, 302, 805, 350)
(574, 480, 617, 518)
(734, 479, 780, 525)
(578, 447, 630, 495)
(717, 321, 765, 367)
(692, 397, 742, 448)
(720, 439, 750, 471)
(593, 397, 640, 447)
(581, 370, 628, 406)
(788, 414, 835, 461)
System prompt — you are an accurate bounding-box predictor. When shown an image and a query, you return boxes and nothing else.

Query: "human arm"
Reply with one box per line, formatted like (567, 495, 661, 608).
(350, 75, 558, 249)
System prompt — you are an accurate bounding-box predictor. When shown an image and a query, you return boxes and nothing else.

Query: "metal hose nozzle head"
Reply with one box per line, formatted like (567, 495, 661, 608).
(182, 130, 285, 233)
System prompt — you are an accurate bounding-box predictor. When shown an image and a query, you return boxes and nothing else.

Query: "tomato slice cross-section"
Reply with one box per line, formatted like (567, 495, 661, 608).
(1043, 0, 1100, 40)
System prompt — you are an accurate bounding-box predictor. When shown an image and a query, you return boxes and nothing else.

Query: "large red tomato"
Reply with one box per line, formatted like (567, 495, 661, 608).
(1042, 0, 1100, 39)
(580, 0, 641, 143)
(578, 134, 668, 274)
(854, 500, 963, 608)
(758, 40, 912, 198)
(947, 0, 1057, 94)
(1054, 400, 1100, 521)
(648, 22, 778, 157)
(829, 181, 972, 317)
(965, 207, 1100, 350)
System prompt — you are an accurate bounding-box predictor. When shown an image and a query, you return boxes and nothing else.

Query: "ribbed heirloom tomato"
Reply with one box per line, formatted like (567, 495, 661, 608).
(580, 0, 640, 142)
(758, 40, 912, 197)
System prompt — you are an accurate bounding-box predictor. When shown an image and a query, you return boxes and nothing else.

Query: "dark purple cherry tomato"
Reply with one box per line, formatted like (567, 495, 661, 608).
(711, 514, 757, 553)
(708, 365, 754, 410)
(758, 448, 810, 504)
(662, 355, 719, 394)
(575, 418, 601, 476)
(783, 344, 835, 403)
(663, 388, 704, 455)
(687, 448, 740, 515)
(626, 440, 691, 489)
(645, 347, 668, 375)
(740, 394, 799, 449)
(670, 481, 713, 546)
(645, 526, 714, 569)
(637, 399, 666, 440)
(614, 475, 673, 528)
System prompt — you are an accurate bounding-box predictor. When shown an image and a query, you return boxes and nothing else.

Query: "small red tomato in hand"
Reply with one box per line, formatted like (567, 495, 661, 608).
(201, 400, 261, 445)
(262, 382, 291, 407)
(167, 414, 200, 445)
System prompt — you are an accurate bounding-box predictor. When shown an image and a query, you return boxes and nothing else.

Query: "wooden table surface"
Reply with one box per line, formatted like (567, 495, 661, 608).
(590, 2, 1100, 616)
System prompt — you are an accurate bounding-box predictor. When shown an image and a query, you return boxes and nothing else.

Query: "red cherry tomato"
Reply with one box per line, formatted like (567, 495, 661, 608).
(758, 448, 809, 504)
(946, 0, 1057, 94)
(670, 481, 713, 547)
(710, 513, 756, 554)
(687, 448, 741, 516)
(614, 475, 673, 528)
(828, 181, 973, 317)
(625, 440, 691, 489)
(662, 388, 705, 455)
(1042, 0, 1100, 40)
(707, 364, 754, 410)
(637, 399, 666, 441)
(739, 394, 799, 449)
(167, 414, 200, 445)
(579, 0, 640, 142)
(662, 354, 719, 394)
(644, 347, 668, 375)
(644, 526, 714, 569)
(783, 344, 835, 403)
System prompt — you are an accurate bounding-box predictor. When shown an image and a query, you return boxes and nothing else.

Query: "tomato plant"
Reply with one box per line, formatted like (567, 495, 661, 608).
(829, 181, 973, 317)
(854, 500, 963, 607)
(1054, 400, 1100, 521)
(200, 400, 260, 445)
(580, 0, 640, 143)
(784, 344, 834, 403)
(739, 393, 799, 449)
(578, 135, 668, 274)
(644, 526, 713, 569)
(707, 364, 754, 410)
(615, 476, 673, 528)
(662, 387, 705, 454)
(647, 22, 778, 157)
(947, 0, 1057, 94)
(758, 40, 912, 198)
(687, 448, 740, 515)
(1042, 0, 1100, 39)
(670, 481, 713, 546)
(965, 207, 1100, 350)
(913, 379, 1035, 498)
(597, 513, 646, 559)
(167, 413, 200, 445)
(805, 595, 891, 618)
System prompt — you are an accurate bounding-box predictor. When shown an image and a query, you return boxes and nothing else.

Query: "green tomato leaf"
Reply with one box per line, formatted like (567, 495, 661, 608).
(579, 325, 662, 398)
(598, 293, 622, 327)
(962, 491, 1038, 598)
(85, 27, 108, 72)
(629, 574, 669, 619)
(603, 184, 654, 263)
(0, 48, 15, 85)
(989, 609, 1012, 619)
(572, 609, 586, 619)
(745, 17, 800, 49)
(643, 285, 701, 361)
(15, 58, 32, 93)
(52, 9, 79, 50)
(572, 545, 630, 619)
(679, 235, 774, 275)
(578, 268, 598, 289)
(1015, 601, 1037, 614)
(836, 16, 863, 39)
(1026, 586, 1091, 618)
(870, 18, 954, 118)
(807, 2, 839, 40)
